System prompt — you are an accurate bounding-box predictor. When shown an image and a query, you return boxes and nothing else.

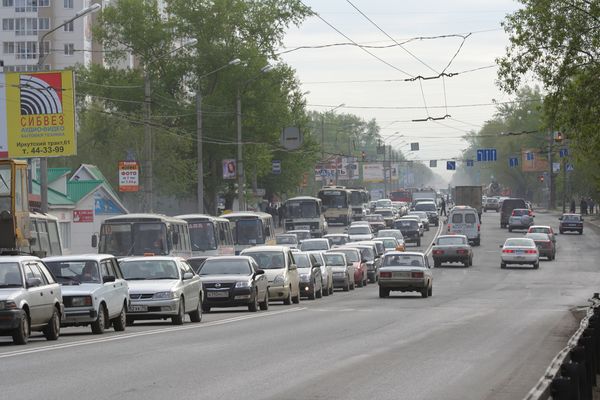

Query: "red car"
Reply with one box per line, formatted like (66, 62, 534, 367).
(332, 247, 367, 289)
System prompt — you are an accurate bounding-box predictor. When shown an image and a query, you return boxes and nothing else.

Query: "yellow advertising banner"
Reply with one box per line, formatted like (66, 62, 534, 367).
(4, 70, 76, 158)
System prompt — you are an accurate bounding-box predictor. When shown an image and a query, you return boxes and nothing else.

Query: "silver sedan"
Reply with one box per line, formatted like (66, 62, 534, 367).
(378, 252, 433, 298)
(500, 238, 539, 269)
(432, 235, 473, 267)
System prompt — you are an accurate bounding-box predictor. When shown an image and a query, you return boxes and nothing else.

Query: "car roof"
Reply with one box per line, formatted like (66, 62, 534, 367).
(437, 234, 467, 240)
(324, 233, 349, 237)
(241, 245, 289, 253)
(529, 225, 551, 229)
(384, 251, 424, 257)
(0, 255, 42, 262)
(44, 254, 115, 262)
(120, 256, 187, 262)
(302, 238, 328, 242)
(324, 252, 346, 257)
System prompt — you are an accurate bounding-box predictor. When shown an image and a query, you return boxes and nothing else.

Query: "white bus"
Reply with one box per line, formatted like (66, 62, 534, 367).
(95, 214, 192, 258)
(317, 186, 352, 225)
(283, 196, 328, 237)
(221, 212, 276, 254)
(24, 212, 63, 257)
(176, 214, 235, 257)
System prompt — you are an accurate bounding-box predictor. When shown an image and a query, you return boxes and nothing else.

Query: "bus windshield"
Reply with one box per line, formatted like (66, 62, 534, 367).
(319, 190, 348, 208)
(188, 221, 217, 251)
(349, 191, 363, 206)
(100, 223, 168, 256)
(234, 219, 264, 245)
(285, 200, 319, 218)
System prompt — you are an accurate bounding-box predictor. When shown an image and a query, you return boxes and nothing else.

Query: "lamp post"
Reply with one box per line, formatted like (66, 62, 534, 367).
(196, 58, 241, 214)
(236, 64, 273, 211)
(320, 103, 344, 187)
(36, 3, 101, 213)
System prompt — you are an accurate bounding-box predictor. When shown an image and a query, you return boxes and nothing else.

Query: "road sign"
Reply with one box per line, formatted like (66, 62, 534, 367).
(446, 161, 456, 170)
(476, 148, 497, 162)
(272, 160, 281, 174)
(466, 159, 474, 167)
(509, 157, 519, 168)
(566, 163, 574, 172)
(280, 127, 302, 150)
(559, 148, 568, 158)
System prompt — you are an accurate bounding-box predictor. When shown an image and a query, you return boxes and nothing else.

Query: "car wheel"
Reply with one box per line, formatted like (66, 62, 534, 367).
(91, 304, 107, 334)
(308, 283, 316, 300)
(559, 229, 564, 234)
(12, 312, 30, 345)
(434, 260, 440, 268)
(417, 239, 421, 246)
(322, 278, 330, 296)
(248, 289, 259, 312)
(579, 230, 583, 235)
(201, 305, 211, 313)
(357, 277, 364, 288)
(379, 287, 389, 298)
(316, 284, 323, 299)
(283, 286, 292, 305)
(171, 298, 185, 325)
(421, 287, 429, 298)
(43, 307, 60, 341)
(343, 278, 350, 292)
(112, 304, 127, 331)
(533, 262, 539, 269)
(500, 262, 506, 269)
(508, 227, 512, 232)
(428, 286, 433, 296)
(260, 290, 269, 311)
(189, 296, 202, 322)
(126, 317, 135, 326)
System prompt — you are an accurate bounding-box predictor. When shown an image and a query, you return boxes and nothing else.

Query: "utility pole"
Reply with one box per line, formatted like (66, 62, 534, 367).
(196, 91, 204, 213)
(236, 88, 244, 211)
(548, 130, 555, 210)
(144, 70, 153, 212)
(389, 145, 393, 192)
(383, 144, 387, 198)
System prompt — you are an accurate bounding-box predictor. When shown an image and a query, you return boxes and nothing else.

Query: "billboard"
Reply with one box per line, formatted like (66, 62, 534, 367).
(363, 163, 384, 183)
(1, 70, 76, 158)
(118, 161, 139, 192)
(223, 159, 237, 179)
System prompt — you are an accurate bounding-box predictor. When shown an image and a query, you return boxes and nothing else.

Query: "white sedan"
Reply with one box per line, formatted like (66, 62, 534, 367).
(378, 251, 433, 298)
(500, 238, 539, 269)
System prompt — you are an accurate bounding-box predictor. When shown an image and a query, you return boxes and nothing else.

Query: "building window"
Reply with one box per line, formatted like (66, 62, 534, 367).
(2, 0, 14, 6)
(2, 18, 14, 31)
(15, 41, 36, 59)
(3, 42, 14, 54)
(63, 21, 73, 32)
(59, 222, 71, 250)
(64, 43, 74, 56)
(15, 18, 37, 36)
(39, 0, 49, 6)
(38, 17, 49, 30)
(15, 0, 37, 12)
(64, 0, 72, 8)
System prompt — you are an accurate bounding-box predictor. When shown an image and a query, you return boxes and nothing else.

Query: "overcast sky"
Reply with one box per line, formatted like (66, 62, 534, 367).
(280, 0, 522, 181)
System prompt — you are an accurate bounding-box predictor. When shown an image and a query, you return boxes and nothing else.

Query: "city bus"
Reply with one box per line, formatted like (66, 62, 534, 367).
(348, 188, 369, 221)
(27, 212, 63, 257)
(95, 214, 192, 258)
(317, 186, 352, 225)
(176, 214, 235, 257)
(221, 212, 276, 254)
(282, 196, 327, 237)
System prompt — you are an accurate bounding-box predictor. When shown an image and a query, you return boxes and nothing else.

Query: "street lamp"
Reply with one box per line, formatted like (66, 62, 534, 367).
(196, 58, 241, 214)
(37, 3, 101, 214)
(236, 64, 273, 211)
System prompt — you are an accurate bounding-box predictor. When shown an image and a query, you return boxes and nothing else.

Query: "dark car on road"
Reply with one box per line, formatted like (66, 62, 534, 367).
(413, 201, 439, 227)
(559, 213, 584, 234)
(394, 219, 421, 246)
(500, 198, 527, 228)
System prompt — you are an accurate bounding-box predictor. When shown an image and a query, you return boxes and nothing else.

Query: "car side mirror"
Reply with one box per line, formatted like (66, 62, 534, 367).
(255, 269, 265, 276)
(103, 275, 116, 283)
(26, 277, 42, 288)
(183, 272, 194, 280)
(288, 264, 297, 271)
(91, 234, 98, 248)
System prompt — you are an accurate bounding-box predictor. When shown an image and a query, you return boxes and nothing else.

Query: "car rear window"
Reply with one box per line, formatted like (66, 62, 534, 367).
(437, 237, 466, 245)
(465, 214, 477, 223)
(451, 214, 463, 223)
(383, 254, 423, 267)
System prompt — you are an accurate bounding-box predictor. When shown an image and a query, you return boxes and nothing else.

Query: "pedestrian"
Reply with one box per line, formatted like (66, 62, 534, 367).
(278, 204, 284, 228)
(570, 199, 576, 213)
(588, 198, 595, 215)
(440, 197, 446, 216)
(580, 198, 588, 215)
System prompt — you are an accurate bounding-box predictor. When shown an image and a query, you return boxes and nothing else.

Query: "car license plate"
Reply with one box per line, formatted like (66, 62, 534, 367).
(393, 272, 410, 278)
(128, 305, 147, 312)
(516, 250, 524, 254)
(296, 225, 310, 230)
(207, 291, 229, 298)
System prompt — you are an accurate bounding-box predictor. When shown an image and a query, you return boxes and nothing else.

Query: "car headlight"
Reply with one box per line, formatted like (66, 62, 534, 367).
(273, 275, 285, 284)
(0, 300, 17, 310)
(235, 281, 252, 288)
(299, 273, 311, 282)
(70, 296, 93, 307)
(154, 291, 177, 299)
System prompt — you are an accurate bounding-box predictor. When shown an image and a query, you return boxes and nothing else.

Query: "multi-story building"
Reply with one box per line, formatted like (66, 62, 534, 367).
(0, 0, 102, 72)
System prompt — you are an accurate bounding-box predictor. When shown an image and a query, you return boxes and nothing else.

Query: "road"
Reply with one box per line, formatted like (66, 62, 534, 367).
(3, 211, 600, 400)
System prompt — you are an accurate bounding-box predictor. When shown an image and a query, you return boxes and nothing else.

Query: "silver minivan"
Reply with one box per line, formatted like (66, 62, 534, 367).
(447, 206, 481, 246)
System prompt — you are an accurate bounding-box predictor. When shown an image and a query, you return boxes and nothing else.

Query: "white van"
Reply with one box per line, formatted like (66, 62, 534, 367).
(447, 206, 480, 246)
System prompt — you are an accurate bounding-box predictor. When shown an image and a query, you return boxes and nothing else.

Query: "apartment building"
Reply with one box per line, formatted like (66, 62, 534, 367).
(0, 0, 102, 72)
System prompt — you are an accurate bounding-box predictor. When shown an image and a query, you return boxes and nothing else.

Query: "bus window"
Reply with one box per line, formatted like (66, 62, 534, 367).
(30, 220, 41, 252)
(189, 222, 217, 251)
(47, 220, 62, 256)
(0, 164, 11, 214)
(37, 220, 50, 254)
(236, 219, 264, 245)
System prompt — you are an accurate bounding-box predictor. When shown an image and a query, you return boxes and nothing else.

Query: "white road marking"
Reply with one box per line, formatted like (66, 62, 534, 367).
(425, 222, 445, 256)
(0, 307, 306, 359)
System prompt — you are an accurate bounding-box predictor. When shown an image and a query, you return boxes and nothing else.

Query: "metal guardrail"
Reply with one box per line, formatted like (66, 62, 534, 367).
(524, 294, 600, 400)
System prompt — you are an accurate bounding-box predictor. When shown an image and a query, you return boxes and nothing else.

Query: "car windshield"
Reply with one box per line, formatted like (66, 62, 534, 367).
(300, 240, 328, 251)
(409, 212, 427, 219)
(359, 248, 375, 261)
(415, 203, 436, 212)
(375, 210, 393, 217)
(324, 254, 345, 266)
(335, 249, 359, 262)
(529, 227, 550, 233)
(120, 260, 180, 280)
(348, 226, 370, 235)
(199, 259, 251, 275)
(234, 219, 264, 245)
(46, 260, 101, 284)
(513, 209, 529, 216)
(437, 237, 466, 245)
(245, 251, 285, 269)
(377, 230, 403, 239)
(285, 200, 319, 218)
(526, 233, 549, 241)
(188, 221, 217, 251)
(382, 239, 397, 248)
(288, 231, 311, 241)
(187, 258, 207, 273)
(383, 254, 424, 267)
(395, 220, 416, 229)
(294, 254, 311, 268)
(376, 199, 392, 208)
(504, 239, 535, 247)
(326, 236, 348, 245)
(365, 215, 384, 222)
(276, 235, 297, 245)
(0, 263, 23, 287)
(99, 222, 168, 256)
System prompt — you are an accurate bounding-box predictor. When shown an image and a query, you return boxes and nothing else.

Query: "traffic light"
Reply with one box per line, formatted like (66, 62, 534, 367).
(361, 151, 366, 161)
(554, 131, 563, 142)
(539, 175, 544, 182)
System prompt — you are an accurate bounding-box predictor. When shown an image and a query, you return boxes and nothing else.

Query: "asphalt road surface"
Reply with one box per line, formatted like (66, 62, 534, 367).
(3, 211, 600, 400)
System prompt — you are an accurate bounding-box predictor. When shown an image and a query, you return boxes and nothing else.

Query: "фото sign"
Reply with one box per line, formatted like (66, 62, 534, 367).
(73, 209, 93, 223)
(362, 163, 384, 183)
(118, 161, 139, 192)
(1, 71, 76, 158)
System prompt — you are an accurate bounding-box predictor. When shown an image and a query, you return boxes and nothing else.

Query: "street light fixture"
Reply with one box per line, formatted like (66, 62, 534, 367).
(196, 58, 241, 214)
(236, 64, 273, 211)
(37, 3, 101, 214)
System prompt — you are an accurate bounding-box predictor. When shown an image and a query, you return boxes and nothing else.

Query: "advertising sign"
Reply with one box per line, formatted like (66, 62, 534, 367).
(73, 209, 93, 223)
(118, 161, 139, 192)
(2, 70, 76, 158)
(223, 159, 237, 179)
(362, 163, 384, 183)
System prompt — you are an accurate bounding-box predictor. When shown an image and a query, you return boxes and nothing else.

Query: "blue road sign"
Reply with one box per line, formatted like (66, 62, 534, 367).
(559, 148, 568, 158)
(509, 157, 519, 168)
(446, 161, 456, 170)
(466, 159, 474, 167)
(476, 148, 497, 162)
(566, 163, 574, 172)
